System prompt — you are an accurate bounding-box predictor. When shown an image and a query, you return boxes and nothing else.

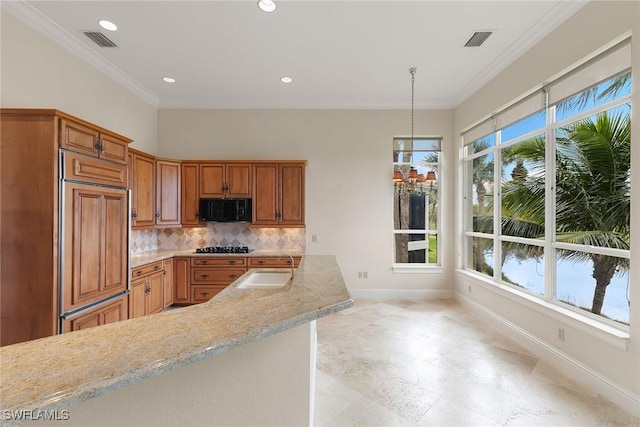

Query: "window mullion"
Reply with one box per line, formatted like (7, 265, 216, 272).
(494, 129, 502, 283)
(545, 102, 557, 302)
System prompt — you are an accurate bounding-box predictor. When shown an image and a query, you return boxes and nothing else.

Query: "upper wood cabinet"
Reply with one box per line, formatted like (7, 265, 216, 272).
(60, 118, 128, 164)
(181, 162, 200, 226)
(252, 162, 305, 227)
(200, 162, 251, 198)
(155, 159, 181, 227)
(128, 149, 156, 229)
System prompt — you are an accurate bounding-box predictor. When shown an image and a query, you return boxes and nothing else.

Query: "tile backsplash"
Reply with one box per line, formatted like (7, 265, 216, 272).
(131, 224, 305, 254)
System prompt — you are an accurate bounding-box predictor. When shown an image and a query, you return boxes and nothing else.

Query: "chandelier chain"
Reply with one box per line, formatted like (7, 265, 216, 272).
(410, 67, 416, 142)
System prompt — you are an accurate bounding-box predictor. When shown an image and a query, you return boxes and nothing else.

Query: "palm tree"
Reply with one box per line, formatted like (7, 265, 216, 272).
(502, 110, 630, 316)
(470, 140, 494, 272)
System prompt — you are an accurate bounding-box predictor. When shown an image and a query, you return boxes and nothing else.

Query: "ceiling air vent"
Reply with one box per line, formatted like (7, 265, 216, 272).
(465, 31, 492, 47)
(83, 31, 117, 48)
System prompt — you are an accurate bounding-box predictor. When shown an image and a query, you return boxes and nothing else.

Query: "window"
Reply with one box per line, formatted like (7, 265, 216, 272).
(393, 137, 441, 270)
(462, 38, 631, 327)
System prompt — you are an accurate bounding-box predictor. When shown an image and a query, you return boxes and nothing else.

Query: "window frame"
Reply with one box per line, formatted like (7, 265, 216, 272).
(461, 65, 632, 331)
(392, 136, 442, 273)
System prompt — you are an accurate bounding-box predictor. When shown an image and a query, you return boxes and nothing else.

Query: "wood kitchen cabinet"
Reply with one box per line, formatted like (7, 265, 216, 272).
(200, 162, 251, 198)
(128, 149, 156, 229)
(173, 257, 191, 304)
(248, 256, 302, 268)
(190, 257, 246, 302)
(163, 258, 174, 308)
(60, 118, 128, 164)
(155, 159, 181, 227)
(129, 261, 164, 319)
(252, 162, 305, 226)
(1, 109, 132, 346)
(62, 181, 129, 313)
(181, 162, 200, 226)
(62, 295, 127, 333)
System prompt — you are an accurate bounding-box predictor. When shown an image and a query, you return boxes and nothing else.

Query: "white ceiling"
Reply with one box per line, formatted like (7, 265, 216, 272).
(6, 0, 587, 109)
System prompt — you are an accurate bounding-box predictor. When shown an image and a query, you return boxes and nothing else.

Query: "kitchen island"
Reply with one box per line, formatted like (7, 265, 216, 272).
(0, 255, 351, 426)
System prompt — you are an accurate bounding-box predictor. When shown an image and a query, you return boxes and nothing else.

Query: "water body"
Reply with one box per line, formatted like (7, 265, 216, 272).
(491, 255, 629, 324)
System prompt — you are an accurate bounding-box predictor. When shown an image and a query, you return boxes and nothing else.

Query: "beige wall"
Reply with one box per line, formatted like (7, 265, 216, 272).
(158, 108, 456, 295)
(454, 0, 639, 412)
(0, 10, 158, 153)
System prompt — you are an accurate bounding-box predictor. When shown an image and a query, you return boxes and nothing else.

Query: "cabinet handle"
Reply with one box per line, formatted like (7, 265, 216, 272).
(201, 275, 209, 279)
(228, 260, 236, 265)
(201, 260, 208, 265)
(153, 265, 160, 271)
(275, 210, 281, 219)
(200, 292, 210, 297)
(229, 274, 237, 279)
(132, 209, 138, 219)
(257, 260, 265, 265)
(195, 209, 199, 218)
(136, 271, 142, 276)
(155, 211, 160, 218)
(286, 260, 292, 265)
(145, 286, 150, 294)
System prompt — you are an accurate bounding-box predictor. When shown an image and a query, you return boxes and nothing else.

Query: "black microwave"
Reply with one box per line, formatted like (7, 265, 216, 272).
(199, 198, 252, 222)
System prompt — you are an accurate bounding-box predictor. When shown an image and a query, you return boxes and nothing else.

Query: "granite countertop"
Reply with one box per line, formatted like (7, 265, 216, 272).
(0, 255, 352, 420)
(130, 249, 305, 267)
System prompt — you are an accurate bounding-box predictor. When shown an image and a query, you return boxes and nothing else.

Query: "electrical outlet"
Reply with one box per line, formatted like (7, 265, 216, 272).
(558, 328, 565, 341)
(357, 272, 362, 279)
(311, 234, 318, 243)
(468, 285, 472, 293)
(363, 271, 368, 279)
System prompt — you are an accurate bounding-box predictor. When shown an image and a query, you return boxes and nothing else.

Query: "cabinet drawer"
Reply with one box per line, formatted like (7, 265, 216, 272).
(62, 295, 127, 333)
(191, 285, 225, 304)
(191, 267, 246, 284)
(131, 261, 163, 279)
(248, 257, 302, 268)
(63, 151, 128, 187)
(191, 257, 246, 267)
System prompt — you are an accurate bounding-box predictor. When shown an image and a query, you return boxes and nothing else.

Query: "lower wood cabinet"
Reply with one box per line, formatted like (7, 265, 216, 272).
(173, 257, 191, 304)
(163, 258, 174, 307)
(129, 260, 168, 318)
(62, 295, 127, 333)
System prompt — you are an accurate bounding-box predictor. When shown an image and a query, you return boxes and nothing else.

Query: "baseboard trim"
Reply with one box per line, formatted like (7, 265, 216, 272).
(456, 292, 640, 418)
(349, 288, 454, 300)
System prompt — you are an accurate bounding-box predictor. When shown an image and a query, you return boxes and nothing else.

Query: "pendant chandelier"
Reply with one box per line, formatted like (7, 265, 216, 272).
(393, 67, 437, 195)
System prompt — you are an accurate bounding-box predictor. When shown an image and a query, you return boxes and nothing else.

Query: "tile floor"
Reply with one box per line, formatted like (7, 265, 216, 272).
(314, 298, 639, 426)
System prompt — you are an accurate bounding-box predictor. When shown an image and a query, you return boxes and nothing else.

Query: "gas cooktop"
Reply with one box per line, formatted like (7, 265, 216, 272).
(194, 246, 251, 254)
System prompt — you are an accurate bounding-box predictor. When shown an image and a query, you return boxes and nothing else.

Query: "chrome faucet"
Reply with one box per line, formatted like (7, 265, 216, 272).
(278, 253, 295, 280)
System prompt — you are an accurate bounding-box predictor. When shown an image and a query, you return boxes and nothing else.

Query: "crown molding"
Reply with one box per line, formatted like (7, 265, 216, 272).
(157, 99, 456, 110)
(2, 0, 160, 107)
(451, 0, 589, 107)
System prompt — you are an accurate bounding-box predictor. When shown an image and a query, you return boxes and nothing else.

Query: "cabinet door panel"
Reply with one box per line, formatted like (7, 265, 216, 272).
(156, 160, 181, 226)
(132, 153, 156, 228)
(200, 164, 225, 197)
(101, 298, 127, 325)
(252, 164, 278, 225)
(129, 278, 147, 319)
(226, 164, 251, 197)
(181, 163, 200, 225)
(63, 184, 102, 312)
(147, 272, 164, 315)
(173, 257, 191, 304)
(279, 164, 305, 225)
(163, 259, 174, 308)
(103, 191, 128, 295)
(99, 133, 128, 164)
(60, 119, 100, 158)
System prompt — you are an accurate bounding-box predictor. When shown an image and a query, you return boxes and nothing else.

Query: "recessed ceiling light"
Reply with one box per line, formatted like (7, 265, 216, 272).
(258, 0, 276, 13)
(163, 77, 176, 83)
(99, 20, 117, 31)
(280, 76, 293, 83)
